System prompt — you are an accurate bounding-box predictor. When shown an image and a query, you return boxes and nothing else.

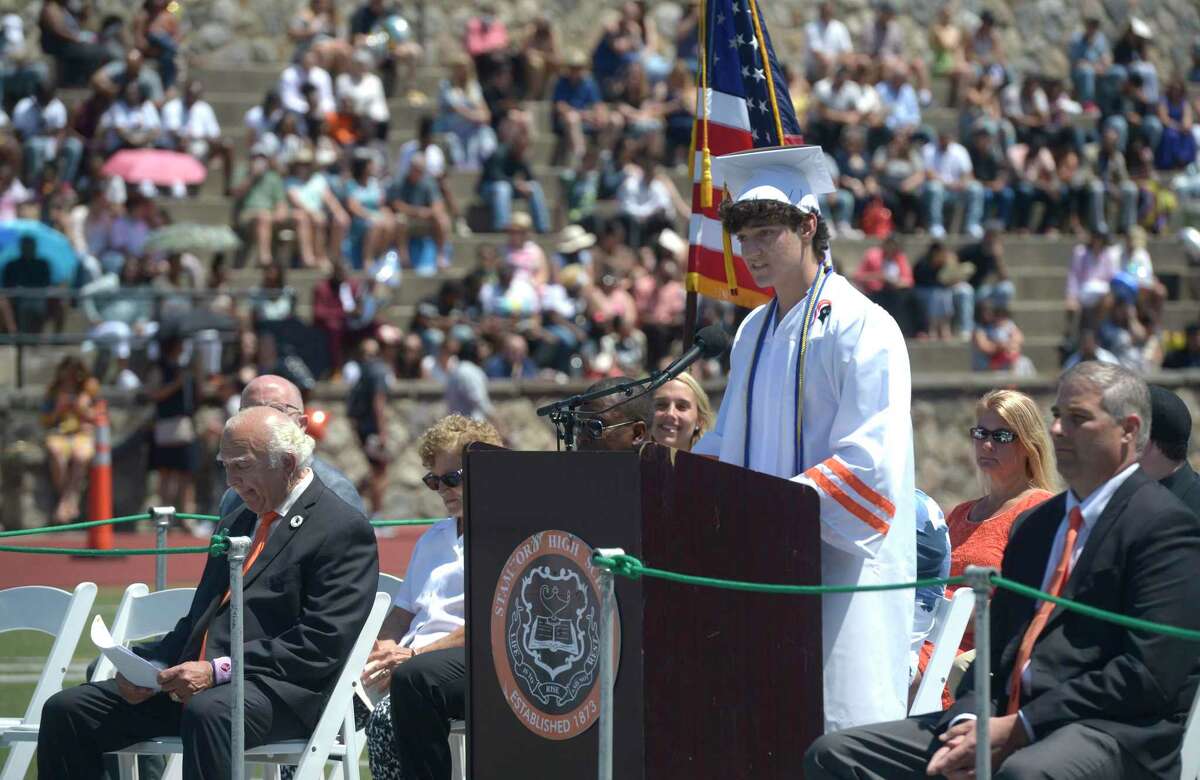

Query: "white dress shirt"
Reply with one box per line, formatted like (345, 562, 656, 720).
(394, 517, 465, 649)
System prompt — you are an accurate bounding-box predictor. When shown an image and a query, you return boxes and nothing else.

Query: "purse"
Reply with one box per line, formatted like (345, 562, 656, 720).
(153, 416, 195, 447)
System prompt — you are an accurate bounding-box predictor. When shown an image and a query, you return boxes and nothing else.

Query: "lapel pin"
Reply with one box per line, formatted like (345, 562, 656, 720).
(289, 515, 304, 529)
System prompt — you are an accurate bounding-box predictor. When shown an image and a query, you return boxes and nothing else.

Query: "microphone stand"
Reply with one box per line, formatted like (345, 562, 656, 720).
(536, 369, 669, 451)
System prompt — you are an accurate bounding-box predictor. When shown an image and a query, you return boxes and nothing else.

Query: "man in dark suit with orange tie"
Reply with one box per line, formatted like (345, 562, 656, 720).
(37, 406, 378, 780)
(805, 362, 1200, 779)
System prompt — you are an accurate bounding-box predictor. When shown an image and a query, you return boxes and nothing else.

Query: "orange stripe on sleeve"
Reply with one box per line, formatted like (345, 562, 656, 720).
(824, 458, 896, 519)
(809, 470, 891, 536)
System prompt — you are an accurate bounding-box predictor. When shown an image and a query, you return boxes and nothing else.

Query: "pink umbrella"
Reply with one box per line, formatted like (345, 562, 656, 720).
(100, 149, 207, 186)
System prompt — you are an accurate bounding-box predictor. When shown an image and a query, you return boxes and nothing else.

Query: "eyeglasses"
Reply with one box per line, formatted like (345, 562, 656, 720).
(577, 417, 639, 440)
(422, 469, 464, 491)
(969, 426, 1017, 444)
(253, 400, 305, 419)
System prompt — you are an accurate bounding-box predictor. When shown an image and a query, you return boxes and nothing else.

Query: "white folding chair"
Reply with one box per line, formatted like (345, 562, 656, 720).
(1182, 678, 1200, 780)
(0, 582, 98, 780)
(111, 592, 392, 780)
(909, 587, 976, 716)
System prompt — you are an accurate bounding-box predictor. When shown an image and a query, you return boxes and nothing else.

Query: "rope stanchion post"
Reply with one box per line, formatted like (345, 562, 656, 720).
(965, 565, 995, 780)
(226, 535, 251, 780)
(86, 401, 113, 550)
(151, 506, 175, 591)
(594, 547, 623, 780)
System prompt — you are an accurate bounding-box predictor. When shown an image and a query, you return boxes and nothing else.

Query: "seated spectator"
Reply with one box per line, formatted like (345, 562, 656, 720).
(445, 336, 500, 426)
(248, 262, 295, 326)
(343, 152, 395, 269)
(650, 371, 713, 452)
(591, 9, 640, 101)
(435, 55, 496, 171)
(161, 80, 232, 195)
(872, 130, 925, 232)
(348, 0, 421, 97)
(660, 61, 696, 167)
(1116, 226, 1166, 323)
(633, 241, 685, 367)
(387, 151, 450, 275)
(913, 389, 1056, 706)
(1062, 326, 1120, 369)
(957, 225, 1014, 328)
(552, 49, 617, 163)
(480, 59, 528, 136)
(97, 80, 161, 156)
(464, 3, 510, 72)
(963, 8, 1007, 89)
(811, 65, 867, 151)
(279, 49, 335, 116)
(803, 0, 852, 82)
(41, 356, 100, 523)
(553, 224, 596, 269)
(131, 0, 182, 91)
(324, 94, 364, 148)
(928, 6, 969, 106)
(479, 130, 550, 233)
(1154, 79, 1196, 171)
(359, 415, 500, 778)
(286, 148, 348, 267)
(287, 0, 349, 72)
(346, 337, 392, 515)
(501, 211, 549, 289)
(832, 127, 878, 234)
(37, 0, 111, 87)
(515, 14, 559, 100)
(966, 125, 1013, 227)
(810, 364, 1200, 780)
(243, 90, 284, 150)
(921, 130, 984, 238)
(232, 144, 288, 267)
(1051, 130, 1086, 235)
(558, 146, 602, 232)
(1162, 321, 1200, 369)
(313, 260, 371, 373)
(1069, 16, 1110, 113)
(614, 60, 664, 144)
(1064, 229, 1119, 336)
(1099, 298, 1159, 373)
(1008, 135, 1059, 233)
(616, 153, 683, 248)
(39, 404, 378, 778)
(12, 79, 82, 186)
(1001, 75, 1050, 146)
(912, 241, 973, 340)
(484, 333, 538, 379)
(1105, 71, 1162, 154)
(957, 71, 1006, 147)
(337, 50, 390, 143)
(971, 299, 1033, 374)
(91, 48, 164, 105)
(859, 2, 929, 105)
(0, 234, 55, 334)
(874, 63, 921, 143)
(852, 234, 915, 334)
(1082, 125, 1138, 234)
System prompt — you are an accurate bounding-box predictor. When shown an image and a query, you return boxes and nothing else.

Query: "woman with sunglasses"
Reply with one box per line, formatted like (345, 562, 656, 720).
(915, 388, 1057, 707)
(356, 414, 501, 780)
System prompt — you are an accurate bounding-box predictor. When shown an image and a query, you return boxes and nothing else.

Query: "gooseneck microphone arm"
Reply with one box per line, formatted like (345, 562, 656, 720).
(536, 324, 732, 451)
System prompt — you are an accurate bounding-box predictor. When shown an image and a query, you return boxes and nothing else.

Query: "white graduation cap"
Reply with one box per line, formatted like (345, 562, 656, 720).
(710, 145, 836, 215)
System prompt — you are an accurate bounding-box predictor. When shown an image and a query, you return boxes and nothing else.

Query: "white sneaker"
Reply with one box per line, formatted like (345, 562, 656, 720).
(966, 224, 985, 239)
(930, 225, 947, 239)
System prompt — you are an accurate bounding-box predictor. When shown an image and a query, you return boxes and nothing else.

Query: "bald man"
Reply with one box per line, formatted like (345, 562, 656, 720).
(218, 375, 365, 517)
(39, 407, 378, 780)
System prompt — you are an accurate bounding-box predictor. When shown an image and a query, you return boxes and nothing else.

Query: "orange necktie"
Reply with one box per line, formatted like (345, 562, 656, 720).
(1006, 506, 1084, 714)
(198, 511, 279, 660)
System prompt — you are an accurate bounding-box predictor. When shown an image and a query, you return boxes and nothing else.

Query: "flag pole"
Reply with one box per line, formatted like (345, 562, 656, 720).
(683, 290, 698, 347)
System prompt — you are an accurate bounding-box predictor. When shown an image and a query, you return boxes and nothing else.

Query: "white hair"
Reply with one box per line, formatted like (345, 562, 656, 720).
(264, 416, 316, 473)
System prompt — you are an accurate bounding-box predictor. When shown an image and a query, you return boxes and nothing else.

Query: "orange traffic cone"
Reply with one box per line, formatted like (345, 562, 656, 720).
(87, 400, 113, 550)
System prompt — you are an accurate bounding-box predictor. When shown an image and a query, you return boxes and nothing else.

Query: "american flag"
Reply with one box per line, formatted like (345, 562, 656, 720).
(687, 0, 803, 308)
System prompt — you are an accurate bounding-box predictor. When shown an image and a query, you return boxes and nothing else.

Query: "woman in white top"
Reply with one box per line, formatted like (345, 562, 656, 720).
(336, 50, 390, 142)
(356, 415, 503, 780)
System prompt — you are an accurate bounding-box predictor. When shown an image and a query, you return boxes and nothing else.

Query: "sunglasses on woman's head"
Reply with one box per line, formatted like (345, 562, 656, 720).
(423, 469, 464, 491)
(969, 426, 1017, 444)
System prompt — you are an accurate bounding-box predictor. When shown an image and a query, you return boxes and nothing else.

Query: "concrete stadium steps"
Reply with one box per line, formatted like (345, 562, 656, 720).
(907, 337, 1061, 374)
(192, 64, 450, 102)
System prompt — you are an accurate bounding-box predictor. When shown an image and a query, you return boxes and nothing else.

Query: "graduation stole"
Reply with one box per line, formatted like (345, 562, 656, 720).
(743, 263, 833, 474)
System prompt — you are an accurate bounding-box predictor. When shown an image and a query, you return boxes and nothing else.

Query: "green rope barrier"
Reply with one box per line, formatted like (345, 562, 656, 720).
(177, 513, 220, 522)
(0, 513, 152, 538)
(0, 544, 216, 557)
(991, 574, 1200, 642)
(591, 553, 966, 594)
(370, 519, 440, 527)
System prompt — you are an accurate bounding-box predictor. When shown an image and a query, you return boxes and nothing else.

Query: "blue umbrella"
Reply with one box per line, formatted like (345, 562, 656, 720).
(0, 219, 80, 286)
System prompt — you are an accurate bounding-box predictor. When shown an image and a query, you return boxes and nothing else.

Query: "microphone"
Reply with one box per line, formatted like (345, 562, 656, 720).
(645, 324, 731, 393)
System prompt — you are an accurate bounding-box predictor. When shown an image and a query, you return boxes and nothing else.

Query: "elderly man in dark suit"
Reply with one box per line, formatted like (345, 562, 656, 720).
(1141, 384, 1200, 511)
(805, 361, 1200, 779)
(38, 406, 379, 780)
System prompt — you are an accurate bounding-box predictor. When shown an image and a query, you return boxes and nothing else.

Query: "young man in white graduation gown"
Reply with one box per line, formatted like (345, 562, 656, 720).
(692, 146, 916, 732)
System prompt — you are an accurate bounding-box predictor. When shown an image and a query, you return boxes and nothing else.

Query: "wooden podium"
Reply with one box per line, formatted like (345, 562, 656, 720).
(463, 443, 824, 779)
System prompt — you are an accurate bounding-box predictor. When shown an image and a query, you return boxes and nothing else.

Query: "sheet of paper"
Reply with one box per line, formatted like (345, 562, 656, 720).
(90, 615, 166, 690)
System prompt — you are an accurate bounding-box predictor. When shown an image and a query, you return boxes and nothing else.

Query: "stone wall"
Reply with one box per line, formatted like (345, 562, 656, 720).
(2, 0, 1197, 83)
(2, 374, 1198, 529)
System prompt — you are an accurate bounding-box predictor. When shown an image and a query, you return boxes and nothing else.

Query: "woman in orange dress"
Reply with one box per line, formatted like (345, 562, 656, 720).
(918, 389, 1058, 706)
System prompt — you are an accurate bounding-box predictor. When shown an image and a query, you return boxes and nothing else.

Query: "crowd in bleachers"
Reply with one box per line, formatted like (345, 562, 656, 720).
(0, 1, 1199, 525)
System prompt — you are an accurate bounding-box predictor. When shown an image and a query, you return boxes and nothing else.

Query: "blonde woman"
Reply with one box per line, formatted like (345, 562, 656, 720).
(916, 389, 1057, 706)
(358, 415, 501, 780)
(651, 372, 714, 452)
